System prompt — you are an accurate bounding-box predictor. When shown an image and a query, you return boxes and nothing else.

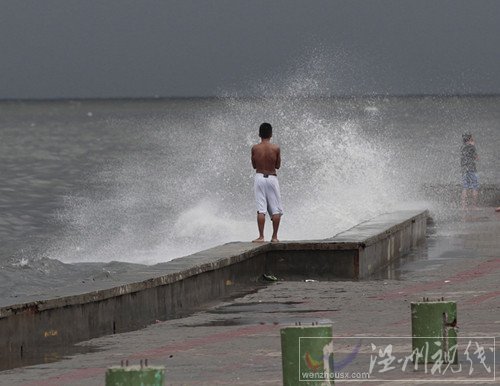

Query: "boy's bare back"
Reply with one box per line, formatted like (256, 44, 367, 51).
(251, 141, 281, 175)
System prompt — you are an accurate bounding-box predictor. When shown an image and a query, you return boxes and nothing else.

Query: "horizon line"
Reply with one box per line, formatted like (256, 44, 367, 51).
(1, 92, 500, 103)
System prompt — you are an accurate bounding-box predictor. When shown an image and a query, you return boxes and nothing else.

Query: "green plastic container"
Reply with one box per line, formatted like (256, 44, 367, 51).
(105, 365, 165, 386)
(411, 301, 458, 365)
(281, 325, 334, 385)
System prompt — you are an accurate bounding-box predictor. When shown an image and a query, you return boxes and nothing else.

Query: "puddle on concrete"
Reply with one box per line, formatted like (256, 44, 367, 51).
(370, 239, 473, 281)
(179, 318, 247, 327)
(0, 342, 103, 371)
(370, 242, 429, 281)
(208, 301, 303, 314)
(179, 300, 338, 328)
(180, 316, 334, 328)
(370, 213, 497, 281)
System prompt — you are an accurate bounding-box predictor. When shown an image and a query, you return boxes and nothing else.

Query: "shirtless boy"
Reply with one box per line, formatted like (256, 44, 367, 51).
(251, 122, 283, 242)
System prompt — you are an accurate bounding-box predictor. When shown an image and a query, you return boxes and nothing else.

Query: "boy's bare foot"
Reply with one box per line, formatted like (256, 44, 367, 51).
(252, 237, 265, 243)
(271, 238, 279, 242)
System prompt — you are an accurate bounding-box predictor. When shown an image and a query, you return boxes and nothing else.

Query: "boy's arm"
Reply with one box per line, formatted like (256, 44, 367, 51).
(275, 146, 281, 169)
(251, 146, 256, 169)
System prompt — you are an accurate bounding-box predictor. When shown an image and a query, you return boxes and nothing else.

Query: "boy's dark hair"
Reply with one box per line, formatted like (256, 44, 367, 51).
(462, 133, 472, 143)
(259, 122, 273, 139)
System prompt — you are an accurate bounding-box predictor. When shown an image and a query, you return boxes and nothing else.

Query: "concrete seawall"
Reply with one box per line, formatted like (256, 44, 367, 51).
(0, 210, 427, 369)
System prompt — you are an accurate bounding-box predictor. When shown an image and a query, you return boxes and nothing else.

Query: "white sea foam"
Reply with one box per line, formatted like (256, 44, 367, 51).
(364, 106, 379, 113)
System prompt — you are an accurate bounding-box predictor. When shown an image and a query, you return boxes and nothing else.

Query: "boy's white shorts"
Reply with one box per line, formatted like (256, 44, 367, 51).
(254, 173, 283, 216)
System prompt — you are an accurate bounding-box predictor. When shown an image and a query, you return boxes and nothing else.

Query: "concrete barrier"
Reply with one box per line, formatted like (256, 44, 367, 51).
(0, 210, 427, 370)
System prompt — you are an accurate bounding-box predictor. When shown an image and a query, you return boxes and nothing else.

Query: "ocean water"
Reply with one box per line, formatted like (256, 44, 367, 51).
(0, 96, 499, 301)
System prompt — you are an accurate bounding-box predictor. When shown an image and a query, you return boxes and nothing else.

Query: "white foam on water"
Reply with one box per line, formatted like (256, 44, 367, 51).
(364, 106, 379, 113)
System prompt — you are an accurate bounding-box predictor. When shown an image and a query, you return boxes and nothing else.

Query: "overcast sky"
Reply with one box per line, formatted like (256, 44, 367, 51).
(0, 0, 499, 99)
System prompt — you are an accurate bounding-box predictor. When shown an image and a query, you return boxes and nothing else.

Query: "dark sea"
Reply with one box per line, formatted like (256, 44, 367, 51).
(0, 96, 499, 306)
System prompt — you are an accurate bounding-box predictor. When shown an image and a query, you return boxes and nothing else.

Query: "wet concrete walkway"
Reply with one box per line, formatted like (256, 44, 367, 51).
(0, 208, 499, 385)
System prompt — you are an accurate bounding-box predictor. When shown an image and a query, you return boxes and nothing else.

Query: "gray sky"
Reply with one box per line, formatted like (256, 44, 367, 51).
(1, 0, 499, 99)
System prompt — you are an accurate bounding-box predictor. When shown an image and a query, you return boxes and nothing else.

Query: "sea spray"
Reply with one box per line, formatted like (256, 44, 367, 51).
(48, 96, 412, 264)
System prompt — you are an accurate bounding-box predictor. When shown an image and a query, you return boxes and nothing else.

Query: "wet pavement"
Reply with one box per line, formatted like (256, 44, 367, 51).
(0, 208, 499, 385)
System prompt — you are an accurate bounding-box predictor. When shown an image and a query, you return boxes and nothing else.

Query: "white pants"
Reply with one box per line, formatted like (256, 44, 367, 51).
(254, 173, 283, 216)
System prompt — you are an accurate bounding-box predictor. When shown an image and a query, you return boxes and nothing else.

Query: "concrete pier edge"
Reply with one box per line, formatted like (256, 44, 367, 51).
(0, 209, 427, 369)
